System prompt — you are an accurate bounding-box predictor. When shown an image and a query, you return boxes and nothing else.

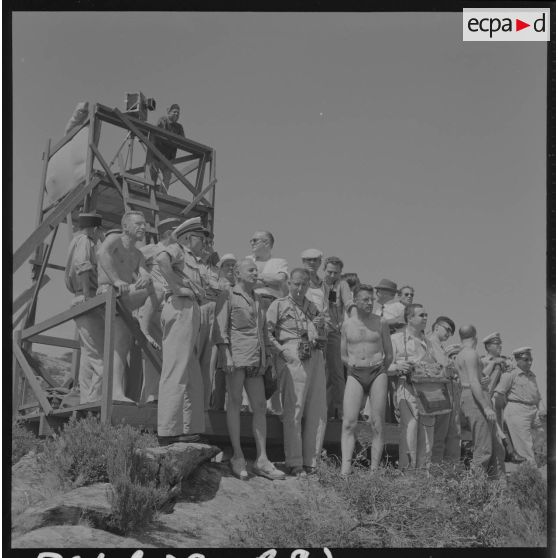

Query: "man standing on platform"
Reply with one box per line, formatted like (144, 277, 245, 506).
(64, 212, 105, 404)
(137, 217, 181, 403)
(494, 347, 546, 464)
(144, 103, 185, 190)
(455, 325, 505, 479)
(155, 217, 207, 444)
(97, 211, 153, 402)
(248, 230, 289, 414)
(322, 256, 353, 420)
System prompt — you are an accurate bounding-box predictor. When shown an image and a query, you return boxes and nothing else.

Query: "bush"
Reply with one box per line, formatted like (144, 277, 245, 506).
(506, 462, 547, 523)
(12, 420, 41, 465)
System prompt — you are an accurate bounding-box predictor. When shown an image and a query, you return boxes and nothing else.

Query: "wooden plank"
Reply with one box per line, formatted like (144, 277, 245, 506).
(179, 178, 217, 216)
(127, 154, 199, 175)
(90, 142, 123, 198)
(195, 153, 206, 193)
(21, 293, 107, 339)
(113, 109, 201, 200)
(26, 334, 81, 350)
(13, 176, 102, 273)
(13, 340, 54, 416)
(115, 300, 162, 372)
(29, 260, 65, 271)
(95, 104, 212, 156)
(70, 328, 81, 386)
(101, 288, 116, 423)
(48, 119, 90, 158)
(32, 138, 52, 280)
(13, 331, 24, 418)
(13, 275, 51, 315)
(124, 197, 158, 211)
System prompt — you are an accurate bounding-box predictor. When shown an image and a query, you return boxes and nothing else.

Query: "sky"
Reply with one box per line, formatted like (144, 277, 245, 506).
(12, 12, 549, 402)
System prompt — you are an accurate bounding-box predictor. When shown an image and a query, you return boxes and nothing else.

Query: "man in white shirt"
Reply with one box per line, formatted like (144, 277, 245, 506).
(373, 279, 405, 331)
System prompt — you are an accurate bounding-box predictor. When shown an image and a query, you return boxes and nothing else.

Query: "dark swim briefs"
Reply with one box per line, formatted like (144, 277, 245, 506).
(348, 362, 386, 395)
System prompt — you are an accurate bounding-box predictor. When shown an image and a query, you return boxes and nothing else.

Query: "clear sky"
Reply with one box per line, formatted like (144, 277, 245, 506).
(12, 12, 548, 402)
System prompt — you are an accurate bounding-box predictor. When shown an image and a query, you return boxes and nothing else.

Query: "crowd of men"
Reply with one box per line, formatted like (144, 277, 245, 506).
(65, 206, 546, 481)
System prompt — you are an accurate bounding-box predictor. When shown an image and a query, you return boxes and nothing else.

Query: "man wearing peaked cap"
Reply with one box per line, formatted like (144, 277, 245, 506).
(64, 212, 105, 404)
(144, 103, 185, 190)
(494, 347, 545, 463)
(372, 279, 406, 333)
(135, 217, 181, 404)
(155, 213, 209, 444)
(301, 248, 328, 315)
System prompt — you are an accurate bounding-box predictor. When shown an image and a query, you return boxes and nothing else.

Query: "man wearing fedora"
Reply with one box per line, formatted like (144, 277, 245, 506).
(494, 347, 546, 463)
(64, 212, 105, 404)
(144, 103, 185, 190)
(137, 217, 181, 403)
(155, 217, 208, 444)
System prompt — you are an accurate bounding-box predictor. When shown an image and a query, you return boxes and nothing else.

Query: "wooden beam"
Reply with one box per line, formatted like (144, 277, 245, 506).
(48, 119, 90, 158)
(113, 109, 201, 200)
(21, 293, 107, 340)
(126, 154, 198, 176)
(13, 331, 24, 418)
(26, 334, 81, 350)
(90, 142, 123, 198)
(101, 288, 116, 423)
(70, 328, 81, 387)
(29, 260, 65, 271)
(115, 299, 162, 372)
(12, 340, 54, 416)
(13, 275, 51, 315)
(180, 178, 217, 216)
(13, 176, 102, 273)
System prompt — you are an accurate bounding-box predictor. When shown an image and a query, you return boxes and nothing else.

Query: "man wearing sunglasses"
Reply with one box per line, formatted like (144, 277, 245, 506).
(494, 347, 546, 463)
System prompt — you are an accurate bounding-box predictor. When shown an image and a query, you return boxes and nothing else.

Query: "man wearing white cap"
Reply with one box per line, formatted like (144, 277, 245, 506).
(248, 231, 289, 414)
(494, 347, 546, 463)
(156, 216, 207, 444)
(137, 217, 181, 403)
(455, 325, 505, 478)
(64, 212, 105, 404)
(97, 210, 153, 402)
(217, 254, 237, 290)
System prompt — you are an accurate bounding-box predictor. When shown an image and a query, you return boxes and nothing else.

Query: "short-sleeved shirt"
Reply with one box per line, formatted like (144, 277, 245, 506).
(248, 256, 289, 299)
(494, 368, 541, 406)
(266, 296, 320, 354)
(159, 243, 206, 301)
(213, 286, 270, 367)
(65, 232, 98, 294)
(152, 116, 185, 161)
(373, 299, 405, 322)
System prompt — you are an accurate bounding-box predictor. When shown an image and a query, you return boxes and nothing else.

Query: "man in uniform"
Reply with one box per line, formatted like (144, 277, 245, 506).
(97, 210, 153, 402)
(64, 212, 105, 404)
(155, 217, 207, 444)
(144, 103, 185, 190)
(340, 285, 392, 475)
(137, 217, 181, 403)
(494, 347, 546, 463)
(455, 325, 505, 479)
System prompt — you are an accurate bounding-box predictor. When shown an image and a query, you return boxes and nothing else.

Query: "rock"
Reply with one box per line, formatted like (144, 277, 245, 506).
(12, 525, 154, 548)
(136, 443, 220, 489)
(14, 483, 112, 537)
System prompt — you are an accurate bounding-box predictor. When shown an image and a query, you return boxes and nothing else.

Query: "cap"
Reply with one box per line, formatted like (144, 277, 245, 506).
(217, 253, 237, 267)
(301, 248, 323, 259)
(105, 228, 122, 237)
(444, 343, 461, 357)
(374, 278, 398, 292)
(201, 227, 213, 238)
(168, 103, 180, 113)
(434, 316, 456, 335)
(78, 212, 103, 228)
(482, 331, 502, 345)
(158, 217, 181, 235)
(512, 346, 533, 358)
(174, 217, 204, 239)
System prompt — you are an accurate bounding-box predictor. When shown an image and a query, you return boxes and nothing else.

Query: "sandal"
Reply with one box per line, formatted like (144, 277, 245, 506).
(230, 457, 248, 480)
(253, 462, 286, 481)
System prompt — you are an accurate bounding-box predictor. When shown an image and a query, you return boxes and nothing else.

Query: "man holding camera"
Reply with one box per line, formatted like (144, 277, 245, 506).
(267, 268, 328, 477)
(144, 103, 185, 190)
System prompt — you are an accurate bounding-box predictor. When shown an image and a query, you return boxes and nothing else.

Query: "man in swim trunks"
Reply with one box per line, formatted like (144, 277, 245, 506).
(340, 284, 393, 475)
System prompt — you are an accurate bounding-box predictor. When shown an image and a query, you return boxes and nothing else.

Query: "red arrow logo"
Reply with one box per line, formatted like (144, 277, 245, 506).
(516, 19, 530, 31)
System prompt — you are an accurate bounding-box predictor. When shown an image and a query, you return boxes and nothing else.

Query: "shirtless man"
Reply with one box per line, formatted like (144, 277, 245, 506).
(455, 325, 505, 478)
(97, 210, 153, 401)
(340, 285, 393, 475)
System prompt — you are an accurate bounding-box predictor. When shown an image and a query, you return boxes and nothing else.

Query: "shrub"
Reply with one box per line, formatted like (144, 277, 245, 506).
(12, 420, 41, 465)
(506, 462, 547, 523)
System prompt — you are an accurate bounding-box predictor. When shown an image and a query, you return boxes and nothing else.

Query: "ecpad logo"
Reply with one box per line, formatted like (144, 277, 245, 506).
(463, 9, 550, 41)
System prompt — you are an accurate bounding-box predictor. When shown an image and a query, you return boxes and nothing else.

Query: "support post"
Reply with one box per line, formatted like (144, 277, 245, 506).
(100, 288, 116, 423)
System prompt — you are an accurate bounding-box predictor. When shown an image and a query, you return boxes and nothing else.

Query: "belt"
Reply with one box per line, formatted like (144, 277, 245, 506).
(165, 292, 195, 301)
(507, 399, 537, 406)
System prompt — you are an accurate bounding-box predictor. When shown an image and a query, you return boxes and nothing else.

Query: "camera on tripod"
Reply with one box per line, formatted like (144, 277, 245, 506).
(124, 92, 157, 121)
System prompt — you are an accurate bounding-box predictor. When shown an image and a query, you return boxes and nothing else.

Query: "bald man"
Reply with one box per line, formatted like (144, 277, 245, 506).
(455, 325, 505, 479)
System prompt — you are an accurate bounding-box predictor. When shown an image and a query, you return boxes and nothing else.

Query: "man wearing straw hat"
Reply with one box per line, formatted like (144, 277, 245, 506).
(64, 212, 105, 404)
